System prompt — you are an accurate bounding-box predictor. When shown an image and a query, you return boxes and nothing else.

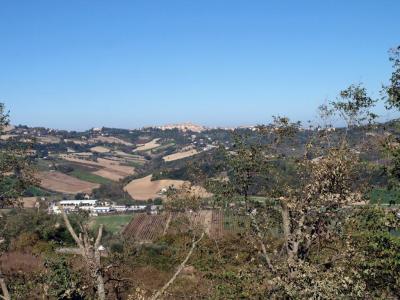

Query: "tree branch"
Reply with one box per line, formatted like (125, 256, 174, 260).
(151, 232, 205, 300)
(249, 213, 275, 272)
(95, 224, 103, 249)
(61, 208, 83, 249)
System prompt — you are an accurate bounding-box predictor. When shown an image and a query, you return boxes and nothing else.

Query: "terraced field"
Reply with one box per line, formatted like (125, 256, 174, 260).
(38, 171, 99, 194)
(88, 136, 133, 146)
(59, 155, 135, 181)
(162, 149, 199, 162)
(132, 139, 160, 152)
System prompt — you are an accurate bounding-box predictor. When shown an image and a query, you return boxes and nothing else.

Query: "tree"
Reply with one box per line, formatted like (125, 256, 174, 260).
(61, 209, 106, 300)
(210, 85, 383, 297)
(0, 103, 38, 207)
(384, 46, 400, 110)
(0, 104, 38, 300)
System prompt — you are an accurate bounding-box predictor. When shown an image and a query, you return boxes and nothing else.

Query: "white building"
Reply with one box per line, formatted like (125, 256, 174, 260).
(93, 206, 115, 214)
(112, 205, 128, 212)
(50, 200, 98, 214)
(126, 205, 147, 211)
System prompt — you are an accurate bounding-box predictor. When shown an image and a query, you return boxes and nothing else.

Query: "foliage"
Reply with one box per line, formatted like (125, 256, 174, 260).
(385, 46, 400, 110)
(0, 209, 76, 250)
(347, 206, 400, 297)
(44, 257, 85, 299)
(331, 84, 378, 126)
(92, 182, 132, 202)
(0, 103, 38, 207)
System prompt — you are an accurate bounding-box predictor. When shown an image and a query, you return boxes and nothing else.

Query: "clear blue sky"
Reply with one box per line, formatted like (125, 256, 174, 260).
(0, 1, 399, 130)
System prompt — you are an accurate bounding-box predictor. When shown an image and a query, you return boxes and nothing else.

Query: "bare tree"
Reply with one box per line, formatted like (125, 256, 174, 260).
(61, 209, 106, 300)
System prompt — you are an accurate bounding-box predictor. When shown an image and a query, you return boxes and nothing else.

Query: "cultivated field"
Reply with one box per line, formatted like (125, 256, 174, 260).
(162, 149, 199, 162)
(124, 175, 210, 200)
(38, 171, 99, 194)
(59, 155, 135, 181)
(123, 210, 249, 242)
(124, 175, 185, 200)
(132, 138, 160, 152)
(89, 136, 133, 146)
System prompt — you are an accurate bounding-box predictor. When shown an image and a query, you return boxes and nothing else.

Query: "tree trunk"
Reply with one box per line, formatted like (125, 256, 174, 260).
(96, 271, 106, 300)
(280, 200, 291, 254)
(0, 273, 10, 300)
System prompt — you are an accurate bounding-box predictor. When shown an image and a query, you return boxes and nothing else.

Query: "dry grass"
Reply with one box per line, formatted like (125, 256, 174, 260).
(162, 149, 199, 162)
(133, 138, 160, 152)
(90, 146, 110, 153)
(0, 251, 43, 274)
(38, 171, 99, 194)
(20, 197, 38, 208)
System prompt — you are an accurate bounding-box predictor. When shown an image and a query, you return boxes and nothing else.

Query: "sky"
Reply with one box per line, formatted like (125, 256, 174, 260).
(0, 1, 399, 130)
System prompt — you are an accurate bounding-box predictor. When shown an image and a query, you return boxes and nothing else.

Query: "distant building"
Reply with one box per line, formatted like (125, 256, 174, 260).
(50, 199, 98, 214)
(127, 205, 147, 211)
(93, 206, 114, 214)
(49, 199, 148, 215)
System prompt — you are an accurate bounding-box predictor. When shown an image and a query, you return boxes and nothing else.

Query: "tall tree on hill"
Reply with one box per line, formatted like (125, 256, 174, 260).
(0, 103, 38, 300)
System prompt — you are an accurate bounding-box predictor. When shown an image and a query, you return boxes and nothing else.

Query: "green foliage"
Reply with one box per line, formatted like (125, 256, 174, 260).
(23, 185, 49, 197)
(385, 46, 400, 110)
(92, 182, 132, 202)
(0, 209, 86, 250)
(348, 207, 400, 297)
(44, 257, 85, 299)
(331, 84, 378, 126)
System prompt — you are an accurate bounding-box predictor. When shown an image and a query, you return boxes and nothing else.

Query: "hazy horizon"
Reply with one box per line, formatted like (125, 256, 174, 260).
(1, 1, 400, 130)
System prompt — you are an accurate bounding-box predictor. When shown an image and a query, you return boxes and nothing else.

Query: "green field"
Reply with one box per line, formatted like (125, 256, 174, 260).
(121, 160, 146, 168)
(90, 214, 133, 234)
(69, 170, 112, 185)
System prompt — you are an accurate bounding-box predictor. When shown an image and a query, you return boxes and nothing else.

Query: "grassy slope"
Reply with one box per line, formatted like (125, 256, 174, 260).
(91, 214, 134, 234)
